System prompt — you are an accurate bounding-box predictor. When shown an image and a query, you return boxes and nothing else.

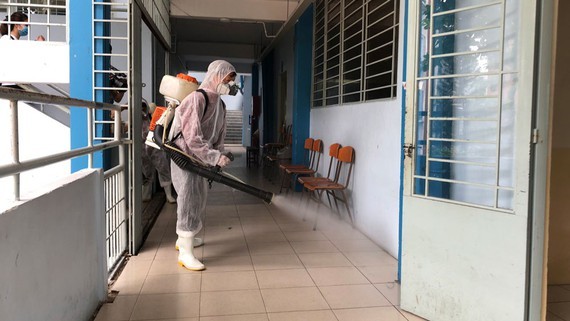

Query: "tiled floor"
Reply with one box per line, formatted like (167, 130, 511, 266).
(547, 285, 570, 321)
(94, 147, 425, 321)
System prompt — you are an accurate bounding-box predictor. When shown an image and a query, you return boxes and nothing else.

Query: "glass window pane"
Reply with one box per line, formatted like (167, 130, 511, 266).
(433, 0, 498, 14)
(343, 80, 361, 93)
(367, 15, 395, 36)
(414, 178, 426, 196)
(415, 80, 429, 176)
(365, 87, 392, 100)
(326, 97, 339, 106)
(365, 73, 392, 90)
(430, 98, 499, 118)
(433, 5, 502, 35)
(498, 189, 514, 210)
(342, 93, 360, 103)
(344, 56, 361, 72)
(499, 74, 517, 188)
(429, 120, 498, 141)
(344, 70, 361, 84)
(429, 161, 496, 185)
(429, 141, 497, 164)
(432, 52, 501, 76)
(431, 75, 500, 97)
(366, 58, 392, 77)
(366, 44, 393, 65)
(432, 28, 501, 55)
(503, 0, 520, 72)
(428, 180, 495, 207)
(367, 28, 395, 51)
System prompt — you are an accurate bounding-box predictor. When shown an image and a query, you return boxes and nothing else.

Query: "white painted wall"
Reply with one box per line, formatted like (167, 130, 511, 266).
(311, 99, 402, 257)
(309, 13, 405, 258)
(0, 169, 107, 321)
(0, 100, 70, 210)
(262, 9, 403, 257)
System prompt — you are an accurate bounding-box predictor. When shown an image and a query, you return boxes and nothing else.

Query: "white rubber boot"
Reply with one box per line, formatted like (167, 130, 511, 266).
(177, 236, 205, 271)
(164, 184, 176, 203)
(176, 237, 203, 250)
(142, 182, 152, 202)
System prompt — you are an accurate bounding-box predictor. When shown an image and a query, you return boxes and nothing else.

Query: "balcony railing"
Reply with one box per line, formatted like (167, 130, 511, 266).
(0, 87, 130, 274)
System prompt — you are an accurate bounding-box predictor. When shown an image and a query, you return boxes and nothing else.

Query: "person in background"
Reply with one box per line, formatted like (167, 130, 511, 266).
(0, 12, 45, 41)
(141, 101, 176, 203)
(169, 60, 237, 271)
(1, 12, 45, 88)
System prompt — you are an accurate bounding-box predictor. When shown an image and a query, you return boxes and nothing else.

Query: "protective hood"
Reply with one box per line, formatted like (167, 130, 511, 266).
(199, 60, 236, 92)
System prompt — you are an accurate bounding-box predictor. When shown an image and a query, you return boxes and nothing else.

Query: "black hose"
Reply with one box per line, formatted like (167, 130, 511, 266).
(154, 126, 273, 204)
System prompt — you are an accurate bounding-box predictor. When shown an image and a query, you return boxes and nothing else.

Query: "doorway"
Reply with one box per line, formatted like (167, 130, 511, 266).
(545, 1, 570, 320)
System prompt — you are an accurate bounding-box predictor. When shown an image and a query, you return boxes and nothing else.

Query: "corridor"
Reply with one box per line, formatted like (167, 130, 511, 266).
(94, 148, 424, 321)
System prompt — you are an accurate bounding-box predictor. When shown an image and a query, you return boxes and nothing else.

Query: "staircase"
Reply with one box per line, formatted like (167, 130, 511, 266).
(225, 110, 243, 145)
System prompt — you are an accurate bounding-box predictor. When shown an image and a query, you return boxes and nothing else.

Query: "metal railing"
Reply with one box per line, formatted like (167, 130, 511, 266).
(0, 87, 130, 273)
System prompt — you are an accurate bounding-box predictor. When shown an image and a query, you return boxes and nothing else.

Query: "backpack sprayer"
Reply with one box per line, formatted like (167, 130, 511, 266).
(146, 74, 274, 204)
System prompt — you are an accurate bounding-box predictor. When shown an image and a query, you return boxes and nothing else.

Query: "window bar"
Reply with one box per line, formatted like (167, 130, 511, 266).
(428, 95, 500, 100)
(426, 157, 497, 168)
(432, 48, 500, 59)
(432, 25, 501, 39)
(431, 1, 502, 17)
(391, 0, 397, 99)
(323, 0, 330, 106)
(418, 71, 504, 80)
(494, 0, 507, 208)
(359, 1, 365, 102)
(46, 0, 50, 41)
(424, 0, 434, 197)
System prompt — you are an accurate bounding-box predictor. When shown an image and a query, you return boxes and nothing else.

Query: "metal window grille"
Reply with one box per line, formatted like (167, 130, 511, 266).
(412, 0, 519, 210)
(312, 0, 400, 108)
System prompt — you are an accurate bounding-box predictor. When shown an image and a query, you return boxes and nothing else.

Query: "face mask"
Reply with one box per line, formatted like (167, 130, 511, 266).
(228, 81, 240, 96)
(19, 26, 28, 37)
(216, 82, 230, 95)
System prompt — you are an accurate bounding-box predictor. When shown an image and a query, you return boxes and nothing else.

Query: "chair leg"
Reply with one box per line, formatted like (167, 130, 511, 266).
(278, 170, 288, 194)
(329, 190, 341, 214)
(312, 190, 324, 231)
(340, 190, 354, 226)
(300, 188, 313, 222)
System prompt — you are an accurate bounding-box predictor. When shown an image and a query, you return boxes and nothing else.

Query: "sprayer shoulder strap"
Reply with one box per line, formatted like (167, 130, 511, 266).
(196, 89, 209, 117)
(172, 89, 209, 142)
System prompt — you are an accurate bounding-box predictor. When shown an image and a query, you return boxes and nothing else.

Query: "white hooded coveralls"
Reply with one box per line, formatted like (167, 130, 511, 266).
(169, 60, 236, 237)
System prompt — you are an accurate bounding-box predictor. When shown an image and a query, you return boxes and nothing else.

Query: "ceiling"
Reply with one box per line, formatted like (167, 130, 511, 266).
(169, 0, 305, 73)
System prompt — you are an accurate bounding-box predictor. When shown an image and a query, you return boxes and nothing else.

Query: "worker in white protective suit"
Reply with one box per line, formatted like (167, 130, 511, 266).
(169, 60, 237, 271)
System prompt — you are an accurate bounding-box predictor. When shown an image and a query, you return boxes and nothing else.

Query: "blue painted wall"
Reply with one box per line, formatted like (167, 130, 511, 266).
(292, 5, 313, 165)
(69, 1, 93, 172)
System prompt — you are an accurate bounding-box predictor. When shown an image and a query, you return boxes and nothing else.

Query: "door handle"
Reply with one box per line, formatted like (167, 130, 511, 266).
(402, 144, 415, 158)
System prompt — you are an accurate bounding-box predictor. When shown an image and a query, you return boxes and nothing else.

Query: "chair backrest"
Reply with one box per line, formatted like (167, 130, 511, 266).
(325, 143, 342, 179)
(335, 146, 355, 187)
(310, 139, 324, 171)
(300, 137, 314, 166)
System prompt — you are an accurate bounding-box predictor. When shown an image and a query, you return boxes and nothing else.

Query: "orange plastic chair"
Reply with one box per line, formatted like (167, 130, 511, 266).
(279, 139, 322, 193)
(298, 143, 341, 186)
(303, 146, 355, 230)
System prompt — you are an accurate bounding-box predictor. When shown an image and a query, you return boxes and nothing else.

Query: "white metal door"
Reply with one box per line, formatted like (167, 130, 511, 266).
(401, 1, 538, 320)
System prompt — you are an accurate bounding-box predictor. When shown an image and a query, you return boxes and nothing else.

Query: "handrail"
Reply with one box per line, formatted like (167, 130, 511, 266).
(0, 87, 119, 111)
(0, 140, 124, 178)
(0, 87, 126, 182)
